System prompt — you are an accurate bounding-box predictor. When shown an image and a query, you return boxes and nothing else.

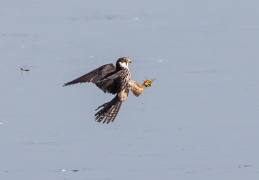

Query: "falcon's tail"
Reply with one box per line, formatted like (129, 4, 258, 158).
(95, 96, 122, 124)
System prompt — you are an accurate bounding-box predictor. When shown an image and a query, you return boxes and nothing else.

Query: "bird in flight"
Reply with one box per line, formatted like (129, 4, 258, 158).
(64, 57, 153, 124)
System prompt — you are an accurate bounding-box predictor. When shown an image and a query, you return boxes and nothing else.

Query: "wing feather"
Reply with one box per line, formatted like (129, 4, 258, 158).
(63, 63, 116, 86)
(95, 69, 126, 94)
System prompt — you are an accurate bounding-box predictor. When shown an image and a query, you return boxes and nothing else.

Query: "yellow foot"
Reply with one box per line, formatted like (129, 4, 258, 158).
(142, 78, 154, 88)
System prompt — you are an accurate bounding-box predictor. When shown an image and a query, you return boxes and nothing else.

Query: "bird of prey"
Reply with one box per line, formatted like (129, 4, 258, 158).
(64, 57, 152, 124)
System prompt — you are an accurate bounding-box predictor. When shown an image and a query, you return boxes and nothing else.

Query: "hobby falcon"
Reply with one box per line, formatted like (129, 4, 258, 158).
(64, 57, 152, 124)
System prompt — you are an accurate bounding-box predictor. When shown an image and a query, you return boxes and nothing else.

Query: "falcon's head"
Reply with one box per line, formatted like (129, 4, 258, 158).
(116, 57, 131, 70)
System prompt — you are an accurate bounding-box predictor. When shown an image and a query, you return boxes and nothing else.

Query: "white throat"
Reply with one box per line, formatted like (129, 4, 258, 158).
(119, 62, 129, 69)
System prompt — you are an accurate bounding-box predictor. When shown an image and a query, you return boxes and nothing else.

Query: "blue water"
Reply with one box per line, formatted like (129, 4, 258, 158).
(1, 0, 259, 179)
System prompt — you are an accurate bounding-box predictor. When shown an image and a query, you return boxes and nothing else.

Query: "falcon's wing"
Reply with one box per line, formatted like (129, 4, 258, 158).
(63, 63, 116, 86)
(95, 69, 127, 94)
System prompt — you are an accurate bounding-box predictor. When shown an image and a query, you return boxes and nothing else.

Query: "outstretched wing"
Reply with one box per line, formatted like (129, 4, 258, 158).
(95, 95, 123, 124)
(63, 63, 116, 86)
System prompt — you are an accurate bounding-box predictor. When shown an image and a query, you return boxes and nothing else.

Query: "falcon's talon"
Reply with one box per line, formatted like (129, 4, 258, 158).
(142, 79, 153, 88)
(128, 78, 154, 97)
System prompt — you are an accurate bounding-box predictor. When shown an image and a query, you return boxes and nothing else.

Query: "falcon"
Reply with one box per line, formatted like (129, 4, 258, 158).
(64, 57, 152, 124)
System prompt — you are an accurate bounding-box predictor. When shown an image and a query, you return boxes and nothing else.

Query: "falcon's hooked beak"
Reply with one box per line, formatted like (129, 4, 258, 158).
(125, 58, 131, 64)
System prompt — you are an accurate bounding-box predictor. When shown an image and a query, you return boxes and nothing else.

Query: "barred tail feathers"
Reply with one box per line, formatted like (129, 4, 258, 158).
(95, 96, 122, 124)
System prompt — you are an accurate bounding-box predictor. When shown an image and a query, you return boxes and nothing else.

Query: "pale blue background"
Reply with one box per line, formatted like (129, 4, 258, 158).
(1, 0, 259, 179)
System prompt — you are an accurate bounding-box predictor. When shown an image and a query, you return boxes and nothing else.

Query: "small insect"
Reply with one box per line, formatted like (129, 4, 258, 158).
(20, 65, 30, 75)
